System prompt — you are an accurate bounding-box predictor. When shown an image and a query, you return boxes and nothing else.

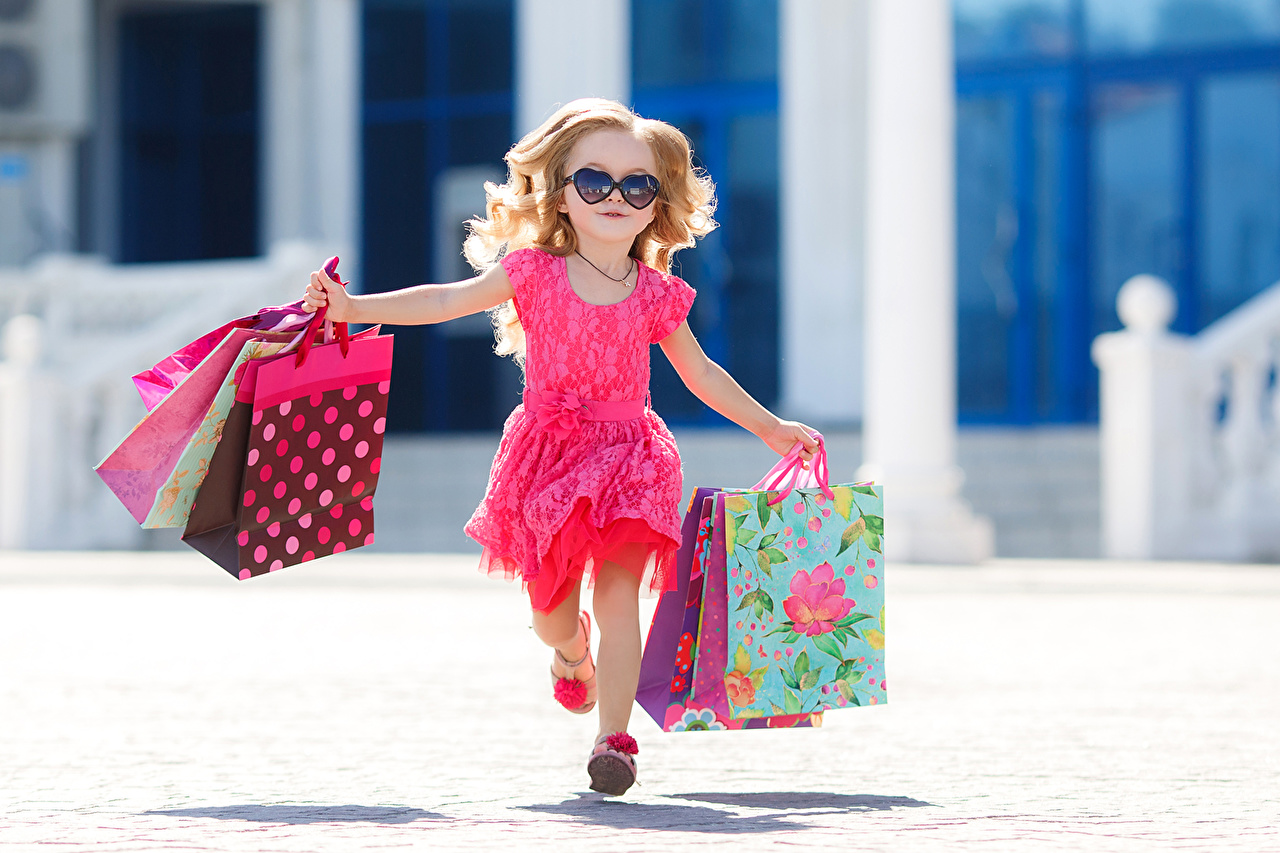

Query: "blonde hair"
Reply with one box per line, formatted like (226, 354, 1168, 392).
(463, 98, 718, 364)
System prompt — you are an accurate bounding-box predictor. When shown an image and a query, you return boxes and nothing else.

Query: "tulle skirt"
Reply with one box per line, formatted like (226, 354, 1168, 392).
(464, 404, 684, 614)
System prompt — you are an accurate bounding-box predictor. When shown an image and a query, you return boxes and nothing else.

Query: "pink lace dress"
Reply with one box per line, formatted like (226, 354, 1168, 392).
(464, 247, 696, 613)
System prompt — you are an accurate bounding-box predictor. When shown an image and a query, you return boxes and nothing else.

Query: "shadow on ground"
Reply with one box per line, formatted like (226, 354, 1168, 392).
(517, 791, 933, 833)
(675, 792, 936, 812)
(144, 805, 446, 824)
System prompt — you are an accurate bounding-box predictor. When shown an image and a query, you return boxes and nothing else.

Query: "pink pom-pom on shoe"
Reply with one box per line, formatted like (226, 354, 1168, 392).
(605, 732, 639, 756)
(554, 677, 588, 709)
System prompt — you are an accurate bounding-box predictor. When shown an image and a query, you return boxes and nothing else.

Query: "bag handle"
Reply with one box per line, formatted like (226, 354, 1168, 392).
(292, 256, 351, 367)
(751, 432, 834, 505)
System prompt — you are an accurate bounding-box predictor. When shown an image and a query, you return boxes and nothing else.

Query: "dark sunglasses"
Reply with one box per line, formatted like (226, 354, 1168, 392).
(563, 167, 661, 210)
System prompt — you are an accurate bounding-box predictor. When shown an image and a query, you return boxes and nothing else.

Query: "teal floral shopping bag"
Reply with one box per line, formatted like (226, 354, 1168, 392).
(718, 437, 886, 719)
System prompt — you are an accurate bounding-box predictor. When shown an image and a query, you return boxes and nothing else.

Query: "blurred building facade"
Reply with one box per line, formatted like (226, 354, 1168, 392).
(6, 0, 1280, 430)
(4, 0, 1280, 557)
(956, 0, 1280, 425)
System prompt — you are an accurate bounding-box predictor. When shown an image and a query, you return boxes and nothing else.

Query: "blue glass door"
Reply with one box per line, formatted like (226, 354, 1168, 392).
(117, 5, 260, 263)
(958, 28, 1280, 423)
(361, 0, 515, 432)
(956, 73, 1088, 422)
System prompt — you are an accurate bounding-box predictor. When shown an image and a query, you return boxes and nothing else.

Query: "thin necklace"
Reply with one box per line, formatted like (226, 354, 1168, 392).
(575, 250, 635, 286)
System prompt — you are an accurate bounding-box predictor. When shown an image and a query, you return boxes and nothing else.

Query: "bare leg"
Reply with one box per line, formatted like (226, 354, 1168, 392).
(591, 560, 642, 738)
(531, 581, 591, 683)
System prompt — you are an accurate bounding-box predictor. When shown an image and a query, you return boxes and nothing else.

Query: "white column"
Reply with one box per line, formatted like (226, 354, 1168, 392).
(264, 0, 359, 268)
(264, 0, 308, 251)
(0, 316, 53, 549)
(311, 0, 360, 265)
(515, 0, 629, 135)
(1091, 276, 1205, 560)
(779, 0, 866, 424)
(857, 0, 993, 563)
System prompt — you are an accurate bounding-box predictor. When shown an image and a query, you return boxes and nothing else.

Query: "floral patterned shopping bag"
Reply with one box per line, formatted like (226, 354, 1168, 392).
(636, 488, 822, 733)
(719, 439, 886, 719)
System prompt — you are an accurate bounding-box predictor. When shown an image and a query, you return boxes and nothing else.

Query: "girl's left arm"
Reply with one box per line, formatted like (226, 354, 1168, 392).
(659, 321, 819, 460)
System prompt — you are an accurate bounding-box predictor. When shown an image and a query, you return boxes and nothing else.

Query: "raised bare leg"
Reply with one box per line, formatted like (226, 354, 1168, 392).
(531, 580, 585, 660)
(532, 580, 596, 712)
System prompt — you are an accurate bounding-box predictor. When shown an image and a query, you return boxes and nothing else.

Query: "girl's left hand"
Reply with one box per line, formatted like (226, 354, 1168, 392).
(762, 420, 820, 462)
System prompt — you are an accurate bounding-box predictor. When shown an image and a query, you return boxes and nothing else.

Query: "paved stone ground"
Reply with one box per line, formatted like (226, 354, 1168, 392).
(1, 552, 1278, 852)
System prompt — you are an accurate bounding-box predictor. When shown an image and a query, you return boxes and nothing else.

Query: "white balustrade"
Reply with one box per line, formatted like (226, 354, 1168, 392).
(0, 242, 325, 550)
(1093, 275, 1280, 560)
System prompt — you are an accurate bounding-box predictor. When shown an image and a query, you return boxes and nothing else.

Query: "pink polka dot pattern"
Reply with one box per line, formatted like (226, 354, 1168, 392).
(231, 376, 389, 579)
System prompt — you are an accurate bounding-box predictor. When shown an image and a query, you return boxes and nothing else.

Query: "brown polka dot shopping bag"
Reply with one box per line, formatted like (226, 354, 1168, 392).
(182, 271, 393, 579)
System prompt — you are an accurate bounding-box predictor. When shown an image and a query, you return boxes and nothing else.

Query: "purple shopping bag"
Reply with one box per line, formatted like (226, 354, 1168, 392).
(636, 487, 717, 725)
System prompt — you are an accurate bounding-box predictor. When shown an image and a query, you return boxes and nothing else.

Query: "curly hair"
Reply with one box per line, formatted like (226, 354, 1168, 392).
(463, 98, 718, 365)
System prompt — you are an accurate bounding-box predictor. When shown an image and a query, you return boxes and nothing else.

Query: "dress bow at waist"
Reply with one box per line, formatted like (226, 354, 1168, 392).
(524, 389, 646, 441)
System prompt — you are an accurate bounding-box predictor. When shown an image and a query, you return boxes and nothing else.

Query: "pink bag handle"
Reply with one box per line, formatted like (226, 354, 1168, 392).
(292, 256, 350, 366)
(752, 432, 834, 504)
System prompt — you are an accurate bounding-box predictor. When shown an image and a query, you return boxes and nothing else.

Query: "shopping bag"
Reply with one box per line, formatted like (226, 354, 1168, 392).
(95, 326, 297, 524)
(635, 487, 718, 725)
(690, 492, 733, 711)
(140, 339, 292, 528)
(131, 257, 346, 412)
(680, 491, 820, 730)
(181, 369, 267, 571)
(182, 304, 392, 579)
(719, 439, 886, 718)
(636, 487, 823, 732)
(131, 318, 259, 413)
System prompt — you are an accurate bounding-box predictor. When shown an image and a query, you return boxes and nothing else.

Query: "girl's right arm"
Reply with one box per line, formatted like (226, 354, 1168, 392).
(301, 262, 515, 326)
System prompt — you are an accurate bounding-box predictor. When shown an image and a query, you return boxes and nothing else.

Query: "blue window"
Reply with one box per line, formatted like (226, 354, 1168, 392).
(117, 5, 260, 263)
(362, 0, 516, 432)
(631, 0, 780, 424)
(957, 1, 1280, 422)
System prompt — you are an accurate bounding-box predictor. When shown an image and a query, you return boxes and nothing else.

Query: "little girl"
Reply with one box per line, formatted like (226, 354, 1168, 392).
(302, 98, 817, 796)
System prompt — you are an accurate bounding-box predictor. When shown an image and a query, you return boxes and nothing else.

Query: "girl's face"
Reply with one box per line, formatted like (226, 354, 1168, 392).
(558, 129, 659, 250)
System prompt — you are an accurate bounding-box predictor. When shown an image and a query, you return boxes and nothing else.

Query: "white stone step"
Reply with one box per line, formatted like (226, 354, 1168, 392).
(141, 426, 1101, 559)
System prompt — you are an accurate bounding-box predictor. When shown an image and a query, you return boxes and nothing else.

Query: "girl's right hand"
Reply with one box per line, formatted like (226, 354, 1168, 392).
(303, 268, 353, 322)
